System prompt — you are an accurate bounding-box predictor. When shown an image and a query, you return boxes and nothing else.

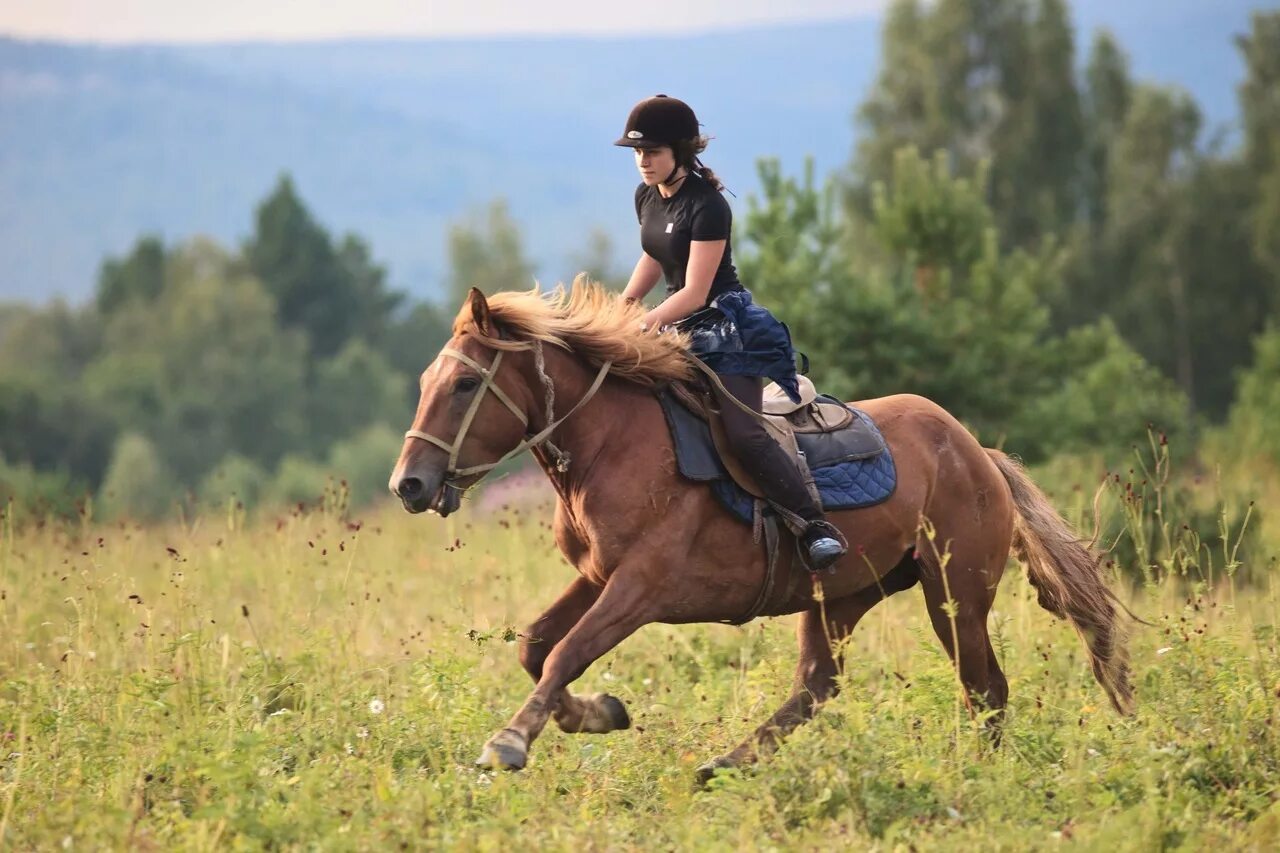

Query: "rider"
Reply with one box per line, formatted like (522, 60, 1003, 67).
(614, 94, 847, 572)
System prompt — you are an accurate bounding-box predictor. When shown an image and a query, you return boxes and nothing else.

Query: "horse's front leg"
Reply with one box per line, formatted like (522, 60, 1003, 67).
(519, 576, 632, 735)
(477, 576, 654, 770)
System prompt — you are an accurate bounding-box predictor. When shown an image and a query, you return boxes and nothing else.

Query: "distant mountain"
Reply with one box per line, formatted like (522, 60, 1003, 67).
(0, 2, 1264, 304)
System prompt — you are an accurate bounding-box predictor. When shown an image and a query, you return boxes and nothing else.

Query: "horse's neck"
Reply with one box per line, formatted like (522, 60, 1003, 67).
(527, 350, 628, 495)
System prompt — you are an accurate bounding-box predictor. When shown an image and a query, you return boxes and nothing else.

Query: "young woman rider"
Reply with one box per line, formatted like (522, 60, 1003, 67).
(614, 94, 847, 572)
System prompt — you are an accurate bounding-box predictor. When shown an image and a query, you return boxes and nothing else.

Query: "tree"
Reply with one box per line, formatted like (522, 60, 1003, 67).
(98, 433, 174, 520)
(853, 0, 1083, 247)
(738, 158, 865, 392)
(199, 453, 268, 511)
(335, 234, 403, 347)
(1221, 323, 1280, 465)
(379, 301, 452, 399)
(1096, 86, 1201, 420)
(446, 199, 535, 306)
(741, 152, 1186, 462)
(85, 248, 309, 485)
(97, 236, 167, 315)
(1080, 31, 1132, 232)
(1237, 11, 1280, 284)
(0, 302, 113, 485)
(1005, 0, 1084, 244)
(245, 175, 398, 357)
(306, 340, 406, 454)
(570, 229, 627, 291)
(326, 424, 403, 507)
(1237, 11, 1280, 179)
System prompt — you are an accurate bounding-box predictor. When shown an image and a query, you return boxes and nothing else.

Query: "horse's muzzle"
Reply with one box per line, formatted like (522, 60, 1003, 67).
(393, 473, 462, 517)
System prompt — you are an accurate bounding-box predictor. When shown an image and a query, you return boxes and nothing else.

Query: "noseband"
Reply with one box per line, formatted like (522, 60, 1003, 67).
(404, 341, 613, 478)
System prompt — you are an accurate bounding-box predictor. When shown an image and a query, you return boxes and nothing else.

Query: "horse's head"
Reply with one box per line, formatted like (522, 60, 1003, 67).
(389, 278, 689, 515)
(388, 288, 537, 516)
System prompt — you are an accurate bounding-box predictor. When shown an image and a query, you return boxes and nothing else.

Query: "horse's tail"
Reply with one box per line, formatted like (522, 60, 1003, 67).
(986, 449, 1135, 715)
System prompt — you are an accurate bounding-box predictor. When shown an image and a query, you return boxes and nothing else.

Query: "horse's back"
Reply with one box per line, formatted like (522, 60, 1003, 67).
(851, 393, 974, 444)
(852, 392, 1007, 496)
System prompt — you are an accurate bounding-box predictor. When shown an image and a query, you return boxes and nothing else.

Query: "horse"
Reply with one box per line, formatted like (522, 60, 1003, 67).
(388, 280, 1134, 782)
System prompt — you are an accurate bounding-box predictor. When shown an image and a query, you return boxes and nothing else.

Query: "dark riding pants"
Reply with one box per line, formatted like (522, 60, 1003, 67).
(712, 374, 824, 524)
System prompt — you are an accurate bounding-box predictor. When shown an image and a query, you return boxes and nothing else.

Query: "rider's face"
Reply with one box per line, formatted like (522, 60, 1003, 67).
(634, 145, 676, 185)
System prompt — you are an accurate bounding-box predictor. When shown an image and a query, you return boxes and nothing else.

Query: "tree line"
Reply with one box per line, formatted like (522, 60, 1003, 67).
(1, 2, 1277, 521)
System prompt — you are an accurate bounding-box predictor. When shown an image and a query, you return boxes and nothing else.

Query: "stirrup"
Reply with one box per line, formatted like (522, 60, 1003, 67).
(799, 520, 848, 574)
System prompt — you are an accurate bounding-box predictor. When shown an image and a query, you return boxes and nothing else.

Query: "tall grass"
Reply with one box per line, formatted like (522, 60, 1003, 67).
(1, 447, 1278, 849)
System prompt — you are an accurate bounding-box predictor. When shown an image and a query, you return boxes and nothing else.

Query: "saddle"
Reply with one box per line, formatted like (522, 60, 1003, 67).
(656, 372, 897, 622)
(664, 374, 889, 505)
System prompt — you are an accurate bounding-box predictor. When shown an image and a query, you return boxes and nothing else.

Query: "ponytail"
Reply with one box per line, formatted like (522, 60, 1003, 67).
(674, 135, 727, 193)
(694, 158, 724, 192)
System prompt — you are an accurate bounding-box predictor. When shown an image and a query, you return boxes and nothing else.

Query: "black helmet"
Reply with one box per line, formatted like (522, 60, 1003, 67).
(613, 95, 699, 148)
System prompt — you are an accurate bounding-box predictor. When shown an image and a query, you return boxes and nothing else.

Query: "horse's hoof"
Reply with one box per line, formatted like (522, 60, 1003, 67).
(598, 693, 631, 731)
(475, 728, 527, 771)
(694, 756, 735, 789)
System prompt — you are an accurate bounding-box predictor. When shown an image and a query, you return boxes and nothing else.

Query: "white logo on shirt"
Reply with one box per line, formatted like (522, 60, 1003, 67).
(665, 222, 673, 234)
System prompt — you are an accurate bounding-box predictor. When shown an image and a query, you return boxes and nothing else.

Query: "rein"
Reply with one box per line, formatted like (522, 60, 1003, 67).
(404, 341, 613, 478)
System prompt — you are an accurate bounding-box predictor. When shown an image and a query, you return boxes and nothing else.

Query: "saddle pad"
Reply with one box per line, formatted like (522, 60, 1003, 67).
(657, 389, 727, 481)
(657, 391, 898, 525)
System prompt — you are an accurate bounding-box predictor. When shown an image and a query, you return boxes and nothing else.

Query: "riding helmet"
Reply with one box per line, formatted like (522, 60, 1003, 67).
(613, 95, 700, 148)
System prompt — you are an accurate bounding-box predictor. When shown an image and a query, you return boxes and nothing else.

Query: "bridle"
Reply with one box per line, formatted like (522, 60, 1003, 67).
(404, 340, 612, 479)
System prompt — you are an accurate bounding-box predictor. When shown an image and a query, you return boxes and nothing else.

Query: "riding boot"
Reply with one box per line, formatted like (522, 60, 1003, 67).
(742, 435, 848, 572)
(712, 374, 849, 572)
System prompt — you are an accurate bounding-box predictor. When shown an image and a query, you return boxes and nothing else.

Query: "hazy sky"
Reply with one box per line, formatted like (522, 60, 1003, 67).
(2, 0, 889, 43)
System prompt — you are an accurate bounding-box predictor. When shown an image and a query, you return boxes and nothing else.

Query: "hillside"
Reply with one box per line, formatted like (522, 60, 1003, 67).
(0, 2, 1263, 303)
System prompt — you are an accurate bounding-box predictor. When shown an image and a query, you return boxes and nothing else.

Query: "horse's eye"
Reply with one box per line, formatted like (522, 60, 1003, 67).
(454, 376, 481, 394)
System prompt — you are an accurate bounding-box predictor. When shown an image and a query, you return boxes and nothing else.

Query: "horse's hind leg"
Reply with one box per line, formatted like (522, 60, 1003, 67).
(915, 530, 1009, 732)
(696, 555, 920, 786)
(518, 576, 632, 735)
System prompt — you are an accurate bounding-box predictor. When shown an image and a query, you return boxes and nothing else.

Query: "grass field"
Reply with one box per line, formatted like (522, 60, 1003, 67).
(3, 466, 1280, 850)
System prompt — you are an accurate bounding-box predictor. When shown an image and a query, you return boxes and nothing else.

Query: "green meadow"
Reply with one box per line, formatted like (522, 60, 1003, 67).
(3, 450, 1279, 851)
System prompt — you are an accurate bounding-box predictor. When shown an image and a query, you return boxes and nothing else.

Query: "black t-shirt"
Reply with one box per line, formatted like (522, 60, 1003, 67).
(635, 173, 743, 303)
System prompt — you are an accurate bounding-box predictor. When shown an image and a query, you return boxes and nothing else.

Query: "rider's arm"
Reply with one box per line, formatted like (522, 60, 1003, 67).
(642, 239, 724, 329)
(622, 253, 663, 304)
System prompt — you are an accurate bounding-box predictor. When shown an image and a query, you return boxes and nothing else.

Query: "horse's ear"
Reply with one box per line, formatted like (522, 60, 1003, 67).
(467, 287, 492, 335)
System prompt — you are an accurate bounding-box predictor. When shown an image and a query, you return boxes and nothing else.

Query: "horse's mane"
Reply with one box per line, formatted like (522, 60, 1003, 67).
(452, 275, 695, 386)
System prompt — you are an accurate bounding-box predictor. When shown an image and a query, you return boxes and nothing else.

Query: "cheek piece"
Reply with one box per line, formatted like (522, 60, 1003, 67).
(404, 341, 613, 479)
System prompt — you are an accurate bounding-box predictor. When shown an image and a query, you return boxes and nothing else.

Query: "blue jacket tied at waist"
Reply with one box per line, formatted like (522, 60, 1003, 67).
(676, 289, 801, 403)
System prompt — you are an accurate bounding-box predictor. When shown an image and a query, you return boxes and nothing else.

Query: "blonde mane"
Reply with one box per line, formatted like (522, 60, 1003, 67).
(452, 275, 695, 386)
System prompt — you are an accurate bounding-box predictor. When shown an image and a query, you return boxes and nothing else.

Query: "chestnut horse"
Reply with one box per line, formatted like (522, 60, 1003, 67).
(389, 282, 1134, 781)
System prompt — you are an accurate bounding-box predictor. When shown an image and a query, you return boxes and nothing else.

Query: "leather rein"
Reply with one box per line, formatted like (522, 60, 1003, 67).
(404, 341, 613, 479)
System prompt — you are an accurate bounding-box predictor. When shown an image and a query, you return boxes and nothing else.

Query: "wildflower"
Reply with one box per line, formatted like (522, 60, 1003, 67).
(369, 698, 385, 715)
(356, 727, 369, 739)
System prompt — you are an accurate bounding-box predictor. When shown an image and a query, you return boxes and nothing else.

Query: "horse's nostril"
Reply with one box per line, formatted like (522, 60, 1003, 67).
(398, 477, 425, 500)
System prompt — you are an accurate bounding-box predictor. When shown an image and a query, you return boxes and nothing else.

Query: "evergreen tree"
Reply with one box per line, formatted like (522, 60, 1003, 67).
(245, 175, 397, 356)
(742, 152, 1186, 462)
(1237, 11, 1280, 283)
(97, 236, 166, 315)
